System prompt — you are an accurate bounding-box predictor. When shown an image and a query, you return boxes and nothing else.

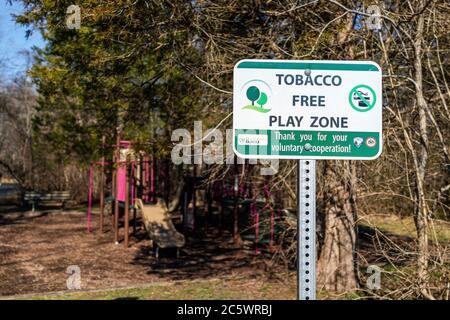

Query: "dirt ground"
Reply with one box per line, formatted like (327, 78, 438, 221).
(3, 205, 445, 299)
(0, 206, 285, 297)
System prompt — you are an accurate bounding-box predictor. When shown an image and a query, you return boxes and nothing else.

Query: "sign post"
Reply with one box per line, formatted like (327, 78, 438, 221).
(233, 59, 382, 300)
(297, 159, 316, 300)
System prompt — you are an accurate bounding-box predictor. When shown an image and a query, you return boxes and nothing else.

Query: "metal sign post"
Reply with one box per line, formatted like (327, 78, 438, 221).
(297, 160, 316, 300)
(232, 59, 383, 301)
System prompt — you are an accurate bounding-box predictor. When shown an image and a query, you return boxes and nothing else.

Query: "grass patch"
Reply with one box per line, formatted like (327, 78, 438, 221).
(360, 214, 450, 243)
(242, 105, 271, 113)
(13, 277, 297, 300)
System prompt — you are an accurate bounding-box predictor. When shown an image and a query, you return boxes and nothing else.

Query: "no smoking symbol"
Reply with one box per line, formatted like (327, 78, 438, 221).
(349, 84, 376, 112)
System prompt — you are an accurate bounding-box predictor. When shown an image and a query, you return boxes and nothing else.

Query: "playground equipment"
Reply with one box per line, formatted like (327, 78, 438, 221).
(136, 198, 185, 257)
(209, 171, 282, 253)
(87, 137, 283, 257)
(87, 136, 185, 254)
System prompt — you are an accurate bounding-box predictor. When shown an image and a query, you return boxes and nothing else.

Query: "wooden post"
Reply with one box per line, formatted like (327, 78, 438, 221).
(192, 165, 196, 232)
(141, 156, 145, 199)
(132, 161, 137, 235)
(99, 136, 105, 233)
(219, 181, 224, 236)
(270, 206, 274, 253)
(164, 160, 171, 210)
(183, 191, 188, 232)
(114, 135, 120, 244)
(124, 157, 130, 248)
(204, 183, 211, 231)
(144, 155, 149, 202)
(133, 207, 137, 235)
(233, 161, 240, 244)
(111, 162, 116, 229)
(150, 157, 154, 203)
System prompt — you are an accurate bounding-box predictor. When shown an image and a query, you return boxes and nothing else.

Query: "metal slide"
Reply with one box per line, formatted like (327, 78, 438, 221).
(135, 199, 185, 250)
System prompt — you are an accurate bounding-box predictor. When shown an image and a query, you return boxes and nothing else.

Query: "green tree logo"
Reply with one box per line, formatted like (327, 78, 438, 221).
(243, 86, 270, 113)
(257, 92, 267, 108)
(246, 86, 260, 106)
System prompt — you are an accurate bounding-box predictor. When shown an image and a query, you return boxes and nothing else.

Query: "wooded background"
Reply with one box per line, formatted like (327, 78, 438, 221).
(0, 0, 448, 299)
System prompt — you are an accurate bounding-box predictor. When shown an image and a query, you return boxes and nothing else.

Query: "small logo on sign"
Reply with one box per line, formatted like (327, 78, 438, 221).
(366, 137, 377, 148)
(353, 137, 364, 148)
(238, 134, 268, 146)
(241, 80, 271, 113)
(349, 84, 377, 112)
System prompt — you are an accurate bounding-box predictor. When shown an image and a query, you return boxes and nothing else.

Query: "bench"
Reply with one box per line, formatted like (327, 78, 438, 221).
(24, 191, 71, 212)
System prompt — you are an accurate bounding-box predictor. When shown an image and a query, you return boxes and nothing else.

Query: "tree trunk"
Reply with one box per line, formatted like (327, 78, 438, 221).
(412, 11, 432, 299)
(317, 161, 358, 293)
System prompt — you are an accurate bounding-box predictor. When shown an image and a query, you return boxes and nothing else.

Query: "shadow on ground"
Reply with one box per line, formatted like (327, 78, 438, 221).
(132, 229, 266, 281)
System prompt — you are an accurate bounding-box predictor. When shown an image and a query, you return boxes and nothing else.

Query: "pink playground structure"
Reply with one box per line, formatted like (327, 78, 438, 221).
(87, 137, 156, 247)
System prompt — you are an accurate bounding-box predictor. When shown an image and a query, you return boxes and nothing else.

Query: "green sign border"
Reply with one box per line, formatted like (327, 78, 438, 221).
(233, 60, 382, 160)
(236, 61, 379, 72)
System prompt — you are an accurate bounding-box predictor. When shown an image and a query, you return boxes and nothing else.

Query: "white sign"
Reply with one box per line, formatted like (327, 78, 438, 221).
(232, 59, 382, 160)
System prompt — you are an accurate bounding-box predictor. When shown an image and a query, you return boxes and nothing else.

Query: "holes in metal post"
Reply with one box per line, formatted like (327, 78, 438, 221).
(302, 161, 314, 300)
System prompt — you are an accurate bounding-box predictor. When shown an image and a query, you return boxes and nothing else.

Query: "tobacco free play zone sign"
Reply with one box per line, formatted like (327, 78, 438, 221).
(233, 60, 382, 160)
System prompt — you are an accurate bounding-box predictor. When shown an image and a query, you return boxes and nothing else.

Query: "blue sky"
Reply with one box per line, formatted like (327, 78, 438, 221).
(0, 1, 46, 78)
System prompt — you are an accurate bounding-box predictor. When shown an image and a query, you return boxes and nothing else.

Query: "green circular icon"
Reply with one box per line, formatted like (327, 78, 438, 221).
(349, 84, 377, 112)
